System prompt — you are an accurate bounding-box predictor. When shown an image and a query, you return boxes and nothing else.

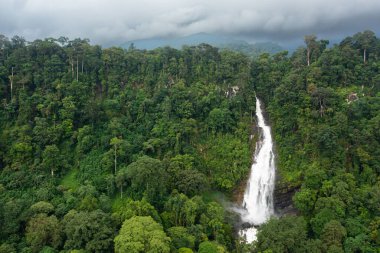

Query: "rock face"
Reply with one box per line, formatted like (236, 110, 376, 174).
(273, 176, 299, 216)
(258, 100, 299, 217)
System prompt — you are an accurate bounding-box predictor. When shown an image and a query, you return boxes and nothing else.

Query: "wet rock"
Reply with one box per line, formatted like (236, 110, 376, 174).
(241, 222, 253, 229)
(273, 175, 300, 216)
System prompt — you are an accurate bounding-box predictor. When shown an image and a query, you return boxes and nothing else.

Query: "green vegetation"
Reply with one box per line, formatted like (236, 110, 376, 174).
(60, 169, 79, 190)
(0, 30, 379, 252)
(114, 216, 171, 253)
(0, 36, 253, 252)
(253, 30, 380, 252)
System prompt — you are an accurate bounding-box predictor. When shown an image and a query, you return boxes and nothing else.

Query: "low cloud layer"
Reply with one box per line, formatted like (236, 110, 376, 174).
(1, 0, 380, 46)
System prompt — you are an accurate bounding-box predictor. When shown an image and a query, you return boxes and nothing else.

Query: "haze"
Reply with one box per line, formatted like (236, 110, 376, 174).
(1, 0, 380, 46)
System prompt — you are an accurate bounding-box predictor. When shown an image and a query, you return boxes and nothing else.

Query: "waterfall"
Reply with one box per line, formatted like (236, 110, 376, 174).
(239, 97, 276, 243)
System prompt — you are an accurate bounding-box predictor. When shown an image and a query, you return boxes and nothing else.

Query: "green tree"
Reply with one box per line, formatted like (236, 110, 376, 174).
(42, 144, 60, 177)
(62, 210, 114, 252)
(321, 220, 347, 248)
(112, 198, 161, 225)
(207, 108, 233, 133)
(25, 214, 61, 252)
(167, 226, 195, 250)
(293, 188, 317, 215)
(29, 201, 54, 215)
(205, 134, 250, 191)
(198, 241, 225, 253)
(125, 156, 167, 203)
(114, 216, 171, 253)
(200, 202, 225, 242)
(0, 243, 16, 253)
(110, 137, 123, 174)
(304, 35, 328, 66)
(178, 248, 193, 253)
(353, 30, 377, 63)
(255, 216, 308, 253)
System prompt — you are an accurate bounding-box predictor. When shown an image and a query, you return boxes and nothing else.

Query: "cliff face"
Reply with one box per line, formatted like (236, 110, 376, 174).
(234, 100, 299, 217)
(273, 175, 299, 216)
(258, 102, 299, 216)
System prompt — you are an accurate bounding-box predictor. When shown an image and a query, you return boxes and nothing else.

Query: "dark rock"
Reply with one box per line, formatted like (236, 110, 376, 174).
(273, 174, 300, 216)
(241, 222, 253, 229)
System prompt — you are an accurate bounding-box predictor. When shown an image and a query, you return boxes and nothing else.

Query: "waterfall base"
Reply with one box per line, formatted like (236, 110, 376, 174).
(240, 226, 258, 243)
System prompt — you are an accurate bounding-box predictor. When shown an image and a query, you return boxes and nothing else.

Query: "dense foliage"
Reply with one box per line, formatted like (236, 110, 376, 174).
(0, 35, 254, 252)
(0, 30, 379, 252)
(253, 30, 380, 252)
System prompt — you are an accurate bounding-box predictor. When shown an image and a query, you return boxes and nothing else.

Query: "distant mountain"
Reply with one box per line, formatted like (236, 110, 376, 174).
(219, 41, 284, 58)
(121, 33, 283, 57)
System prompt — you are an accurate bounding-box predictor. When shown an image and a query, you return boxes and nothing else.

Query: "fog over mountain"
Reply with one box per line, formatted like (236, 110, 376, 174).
(1, 0, 380, 47)
(121, 33, 284, 57)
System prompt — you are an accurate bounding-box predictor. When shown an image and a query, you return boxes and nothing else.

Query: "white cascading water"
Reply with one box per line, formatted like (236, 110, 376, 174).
(240, 97, 276, 243)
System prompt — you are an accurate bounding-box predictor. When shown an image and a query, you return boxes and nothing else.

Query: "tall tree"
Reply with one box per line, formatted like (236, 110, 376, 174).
(353, 30, 377, 63)
(305, 35, 317, 66)
(114, 216, 171, 253)
(42, 145, 60, 177)
(110, 137, 123, 174)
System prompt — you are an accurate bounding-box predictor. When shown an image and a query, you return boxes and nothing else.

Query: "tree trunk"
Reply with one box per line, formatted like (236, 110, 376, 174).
(319, 98, 324, 117)
(307, 49, 310, 66)
(76, 56, 79, 81)
(114, 144, 117, 174)
(71, 58, 74, 79)
(10, 67, 13, 100)
(363, 48, 366, 63)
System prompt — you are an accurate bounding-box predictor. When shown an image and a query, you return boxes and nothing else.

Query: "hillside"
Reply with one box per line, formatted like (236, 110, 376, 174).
(0, 37, 254, 252)
(121, 33, 283, 58)
(0, 30, 379, 252)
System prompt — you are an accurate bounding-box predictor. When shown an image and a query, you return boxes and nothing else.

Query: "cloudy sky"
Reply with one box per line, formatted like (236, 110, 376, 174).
(1, 0, 380, 46)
